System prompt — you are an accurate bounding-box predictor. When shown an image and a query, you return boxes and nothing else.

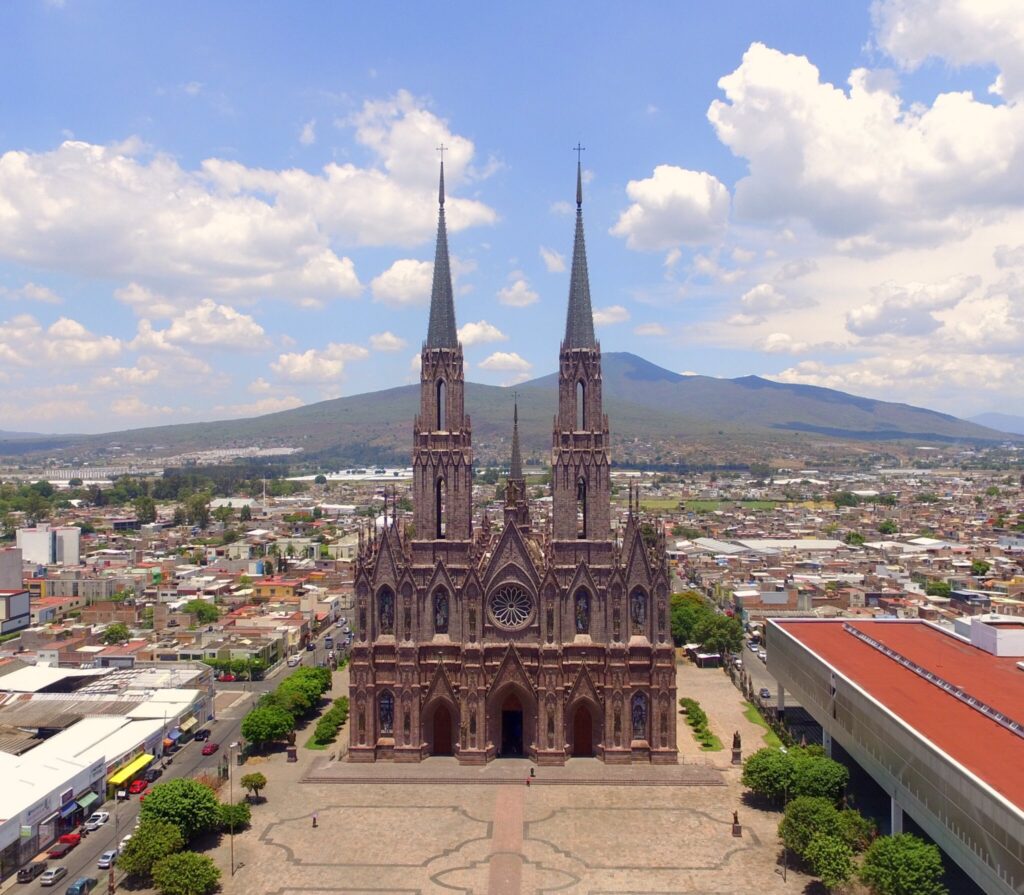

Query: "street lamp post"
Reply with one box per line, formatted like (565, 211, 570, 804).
(228, 741, 238, 876)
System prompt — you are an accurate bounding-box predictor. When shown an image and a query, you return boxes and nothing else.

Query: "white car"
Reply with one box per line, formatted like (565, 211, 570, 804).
(287, 655, 301, 667)
(84, 810, 110, 831)
(40, 866, 68, 886)
(120, 833, 133, 850)
(98, 849, 118, 869)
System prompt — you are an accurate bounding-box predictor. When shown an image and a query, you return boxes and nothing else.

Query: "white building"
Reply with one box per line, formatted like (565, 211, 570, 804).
(15, 525, 80, 566)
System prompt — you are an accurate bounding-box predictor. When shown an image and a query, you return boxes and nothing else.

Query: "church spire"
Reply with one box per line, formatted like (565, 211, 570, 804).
(426, 159, 458, 349)
(564, 149, 596, 349)
(510, 396, 523, 481)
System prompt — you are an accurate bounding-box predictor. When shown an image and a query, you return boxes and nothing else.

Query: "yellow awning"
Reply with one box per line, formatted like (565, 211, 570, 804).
(108, 753, 154, 786)
(179, 716, 197, 732)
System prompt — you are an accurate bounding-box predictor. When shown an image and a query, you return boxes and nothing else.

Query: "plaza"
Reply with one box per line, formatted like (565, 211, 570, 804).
(209, 663, 809, 895)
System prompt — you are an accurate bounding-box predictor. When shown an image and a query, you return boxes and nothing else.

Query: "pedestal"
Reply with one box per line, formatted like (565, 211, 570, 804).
(731, 748, 742, 765)
(732, 822, 742, 837)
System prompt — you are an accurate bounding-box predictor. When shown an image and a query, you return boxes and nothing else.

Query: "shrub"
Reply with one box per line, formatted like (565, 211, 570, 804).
(779, 796, 843, 858)
(839, 807, 877, 852)
(804, 832, 855, 889)
(151, 851, 221, 895)
(791, 752, 849, 802)
(860, 834, 947, 895)
(217, 800, 251, 831)
(742, 748, 795, 803)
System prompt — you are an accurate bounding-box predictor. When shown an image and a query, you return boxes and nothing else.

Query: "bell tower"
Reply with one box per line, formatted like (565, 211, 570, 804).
(412, 159, 473, 546)
(551, 154, 611, 556)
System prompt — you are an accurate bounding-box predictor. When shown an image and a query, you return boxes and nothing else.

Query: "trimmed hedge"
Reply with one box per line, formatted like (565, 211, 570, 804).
(313, 695, 350, 745)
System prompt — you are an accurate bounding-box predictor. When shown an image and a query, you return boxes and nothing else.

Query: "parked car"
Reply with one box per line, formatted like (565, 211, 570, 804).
(287, 655, 301, 667)
(84, 811, 109, 831)
(38, 866, 67, 886)
(66, 878, 99, 895)
(128, 779, 148, 795)
(758, 687, 772, 700)
(218, 673, 236, 682)
(305, 641, 315, 651)
(97, 849, 118, 869)
(58, 833, 82, 846)
(143, 766, 163, 783)
(16, 860, 48, 882)
(194, 728, 211, 741)
(201, 742, 219, 756)
(47, 842, 75, 860)
(119, 834, 133, 850)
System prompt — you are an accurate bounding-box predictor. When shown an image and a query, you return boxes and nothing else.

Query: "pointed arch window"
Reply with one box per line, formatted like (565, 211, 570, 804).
(576, 380, 586, 430)
(576, 477, 587, 539)
(435, 477, 446, 539)
(379, 690, 394, 736)
(436, 379, 446, 430)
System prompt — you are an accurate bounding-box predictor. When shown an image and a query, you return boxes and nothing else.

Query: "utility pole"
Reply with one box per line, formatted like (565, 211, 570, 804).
(229, 741, 238, 875)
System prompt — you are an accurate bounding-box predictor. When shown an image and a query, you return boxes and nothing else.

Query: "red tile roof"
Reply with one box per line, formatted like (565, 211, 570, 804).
(774, 619, 1024, 811)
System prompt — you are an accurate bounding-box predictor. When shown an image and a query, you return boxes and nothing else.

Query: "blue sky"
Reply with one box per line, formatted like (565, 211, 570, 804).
(2, 1, 1023, 432)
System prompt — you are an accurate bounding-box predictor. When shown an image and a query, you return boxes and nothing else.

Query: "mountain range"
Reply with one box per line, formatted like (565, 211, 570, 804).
(968, 412, 1024, 436)
(0, 353, 1010, 465)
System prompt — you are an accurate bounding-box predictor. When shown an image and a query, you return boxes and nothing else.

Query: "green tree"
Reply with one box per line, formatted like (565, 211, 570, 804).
(181, 599, 219, 624)
(860, 834, 947, 895)
(838, 807, 877, 852)
(314, 474, 328, 485)
(212, 505, 234, 524)
(669, 591, 709, 646)
(240, 771, 267, 801)
(741, 748, 795, 803)
(116, 819, 184, 877)
(877, 519, 898, 535)
(151, 851, 222, 895)
(217, 800, 251, 831)
(239, 504, 253, 522)
(831, 491, 860, 507)
(172, 505, 187, 526)
(134, 494, 157, 524)
(970, 559, 991, 577)
(925, 580, 951, 598)
(804, 832, 855, 890)
(241, 703, 294, 748)
(692, 612, 744, 656)
(844, 531, 865, 546)
(140, 778, 221, 842)
(102, 622, 130, 644)
(185, 493, 211, 528)
(778, 796, 843, 858)
(791, 752, 849, 802)
(68, 477, 83, 487)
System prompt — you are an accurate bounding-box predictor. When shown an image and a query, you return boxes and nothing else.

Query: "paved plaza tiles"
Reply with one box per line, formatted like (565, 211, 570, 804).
(212, 664, 810, 895)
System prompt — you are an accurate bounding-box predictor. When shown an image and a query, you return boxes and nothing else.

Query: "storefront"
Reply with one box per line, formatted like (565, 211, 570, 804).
(178, 716, 198, 741)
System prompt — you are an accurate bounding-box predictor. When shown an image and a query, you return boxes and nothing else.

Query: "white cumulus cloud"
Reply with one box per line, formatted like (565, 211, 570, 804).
(634, 322, 668, 337)
(271, 342, 370, 382)
(611, 164, 730, 251)
(478, 351, 532, 373)
(458, 320, 507, 346)
(137, 300, 269, 350)
(497, 275, 538, 307)
(370, 331, 407, 352)
(539, 246, 566, 272)
(371, 259, 433, 306)
(846, 274, 981, 337)
(593, 305, 630, 326)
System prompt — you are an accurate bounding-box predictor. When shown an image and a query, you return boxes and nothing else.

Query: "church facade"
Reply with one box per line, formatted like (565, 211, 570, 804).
(347, 161, 677, 765)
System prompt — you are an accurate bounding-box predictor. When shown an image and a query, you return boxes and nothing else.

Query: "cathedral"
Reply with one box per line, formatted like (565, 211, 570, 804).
(347, 160, 677, 765)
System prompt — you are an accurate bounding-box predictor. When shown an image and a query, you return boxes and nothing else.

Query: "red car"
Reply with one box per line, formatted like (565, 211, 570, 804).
(218, 673, 236, 682)
(128, 779, 148, 795)
(59, 833, 82, 846)
(201, 742, 219, 756)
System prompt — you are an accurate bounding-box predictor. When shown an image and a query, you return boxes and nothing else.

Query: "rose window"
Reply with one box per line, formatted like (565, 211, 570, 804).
(488, 586, 534, 630)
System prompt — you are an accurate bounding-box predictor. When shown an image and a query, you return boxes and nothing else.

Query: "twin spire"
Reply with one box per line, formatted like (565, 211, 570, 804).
(425, 155, 597, 352)
(425, 160, 459, 349)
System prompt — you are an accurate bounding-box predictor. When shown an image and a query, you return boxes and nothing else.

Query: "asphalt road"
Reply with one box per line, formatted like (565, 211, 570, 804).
(12, 624, 349, 895)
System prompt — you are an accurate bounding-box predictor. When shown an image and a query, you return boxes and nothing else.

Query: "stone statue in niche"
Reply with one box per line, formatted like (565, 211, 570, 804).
(631, 692, 647, 740)
(575, 590, 590, 634)
(434, 590, 449, 633)
(379, 691, 394, 735)
(378, 591, 394, 634)
(630, 590, 646, 633)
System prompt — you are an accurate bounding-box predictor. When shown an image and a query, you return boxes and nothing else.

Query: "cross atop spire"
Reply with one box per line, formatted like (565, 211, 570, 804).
(426, 159, 458, 349)
(510, 392, 523, 482)
(564, 150, 596, 349)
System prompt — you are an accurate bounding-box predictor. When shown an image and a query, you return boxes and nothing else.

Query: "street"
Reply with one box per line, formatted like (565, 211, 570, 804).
(8, 624, 347, 895)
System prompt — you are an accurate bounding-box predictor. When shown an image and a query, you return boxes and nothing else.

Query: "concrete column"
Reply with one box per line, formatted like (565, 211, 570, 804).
(890, 795, 903, 835)
(822, 730, 832, 758)
(777, 684, 786, 715)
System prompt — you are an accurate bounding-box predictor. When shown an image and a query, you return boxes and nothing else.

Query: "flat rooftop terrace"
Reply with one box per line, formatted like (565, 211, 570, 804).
(773, 619, 1024, 813)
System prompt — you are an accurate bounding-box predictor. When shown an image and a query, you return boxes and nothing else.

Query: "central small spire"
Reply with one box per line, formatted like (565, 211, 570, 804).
(510, 395, 523, 482)
(426, 158, 458, 349)
(565, 151, 596, 349)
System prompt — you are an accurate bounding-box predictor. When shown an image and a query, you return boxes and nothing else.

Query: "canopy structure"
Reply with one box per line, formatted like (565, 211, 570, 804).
(179, 716, 197, 732)
(77, 792, 99, 811)
(59, 801, 79, 818)
(108, 753, 154, 786)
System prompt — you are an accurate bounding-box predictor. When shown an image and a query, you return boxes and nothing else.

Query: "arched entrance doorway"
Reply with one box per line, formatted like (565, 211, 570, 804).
(571, 704, 595, 757)
(500, 693, 524, 757)
(432, 704, 453, 756)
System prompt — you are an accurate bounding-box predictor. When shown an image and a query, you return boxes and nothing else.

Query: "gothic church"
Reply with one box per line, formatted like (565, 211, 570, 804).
(348, 161, 677, 764)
